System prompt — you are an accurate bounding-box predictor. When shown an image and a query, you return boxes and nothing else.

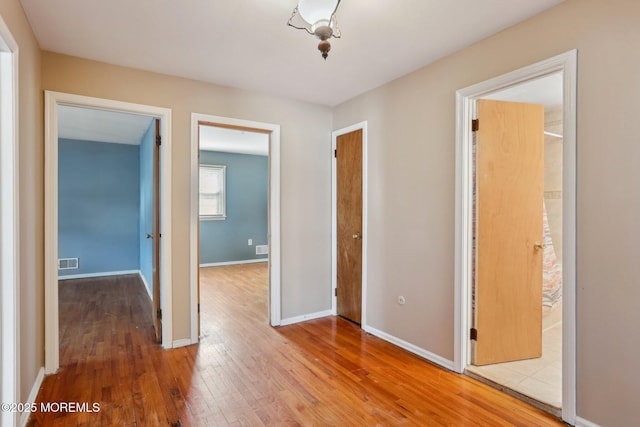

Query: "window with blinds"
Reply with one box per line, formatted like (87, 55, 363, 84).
(199, 165, 226, 219)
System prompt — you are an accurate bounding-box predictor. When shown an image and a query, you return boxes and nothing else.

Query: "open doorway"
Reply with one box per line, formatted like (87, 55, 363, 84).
(454, 51, 577, 424)
(465, 73, 564, 412)
(45, 91, 172, 373)
(198, 125, 269, 337)
(56, 106, 163, 349)
(189, 114, 281, 342)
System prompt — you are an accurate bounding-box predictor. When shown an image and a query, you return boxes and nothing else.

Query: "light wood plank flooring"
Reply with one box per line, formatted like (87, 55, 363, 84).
(30, 265, 566, 426)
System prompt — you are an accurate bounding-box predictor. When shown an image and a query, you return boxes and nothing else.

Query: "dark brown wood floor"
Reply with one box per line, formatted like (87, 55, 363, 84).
(30, 264, 565, 426)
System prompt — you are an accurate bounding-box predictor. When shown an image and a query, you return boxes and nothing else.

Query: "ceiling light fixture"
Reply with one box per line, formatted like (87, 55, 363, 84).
(288, 0, 342, 60)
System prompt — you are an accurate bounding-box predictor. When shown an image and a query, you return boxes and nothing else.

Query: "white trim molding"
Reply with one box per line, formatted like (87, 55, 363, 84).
(454, 50, 577, 425)
(190, 113, 281, 341)
(172, 338, 196, 348)
(331, 122, 368, 324)
(0, 13, 19, 427)
(365, 326, 455, 372)
(45, 91, 174, 375)
(280, 310, 333, 327)
(58, 270, 154, 301)
(200, 259, 268, 268)
(137, 270, 153, 300)
(575, 416, 602, 427)
(58, 269, 141, 281)
(19, 367, 44, 427)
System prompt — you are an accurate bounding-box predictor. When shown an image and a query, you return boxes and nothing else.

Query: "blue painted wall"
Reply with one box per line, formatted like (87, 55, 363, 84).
(138, 122, 154, 294)
(58, 139, 140, 276)
(200, 151, 268, 264)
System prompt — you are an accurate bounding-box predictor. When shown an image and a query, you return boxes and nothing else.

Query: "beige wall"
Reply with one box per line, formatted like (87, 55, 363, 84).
(333, 0, 640, 425)
(41, 53, 334, 337)
(0, 0, 44, 403)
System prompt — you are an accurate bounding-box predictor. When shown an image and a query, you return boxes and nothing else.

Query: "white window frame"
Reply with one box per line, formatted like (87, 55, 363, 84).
(199, 164, 226, 220)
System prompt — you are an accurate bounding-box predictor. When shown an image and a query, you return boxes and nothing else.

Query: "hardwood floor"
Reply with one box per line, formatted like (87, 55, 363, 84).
(30, 265, 566, 426)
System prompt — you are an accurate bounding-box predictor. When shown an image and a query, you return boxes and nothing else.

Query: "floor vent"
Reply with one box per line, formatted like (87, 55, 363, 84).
(58, 257, 79, 270)
(255, 245, 268, 255)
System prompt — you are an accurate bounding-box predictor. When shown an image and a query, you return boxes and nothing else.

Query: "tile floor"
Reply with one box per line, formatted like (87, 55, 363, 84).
(467, 304, 562, 409)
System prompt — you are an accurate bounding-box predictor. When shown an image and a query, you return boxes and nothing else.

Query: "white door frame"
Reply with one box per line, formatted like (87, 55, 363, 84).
(454, 50, 577, 424)
(0, 14, 19, 427)
(44, 91, 173, 374)
(189, 113, 281, 338)
(331, 122, 368, 327)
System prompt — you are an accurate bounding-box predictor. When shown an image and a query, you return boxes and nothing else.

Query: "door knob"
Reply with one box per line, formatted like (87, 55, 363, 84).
(352, 232, 362, 240)
(146, 233, 154, 239)
(534, 241, 546, 250)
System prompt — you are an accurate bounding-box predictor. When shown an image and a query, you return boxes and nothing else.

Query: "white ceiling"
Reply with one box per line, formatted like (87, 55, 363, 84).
(58, 105, 153, 145)
(200, 125, 269, 156)
(485, 72, 563, 109)
(21, 0, 565, 107)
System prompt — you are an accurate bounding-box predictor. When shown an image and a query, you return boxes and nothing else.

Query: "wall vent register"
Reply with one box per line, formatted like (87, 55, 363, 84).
(256, 245, 268, 255)
(58, 257, 79, 270)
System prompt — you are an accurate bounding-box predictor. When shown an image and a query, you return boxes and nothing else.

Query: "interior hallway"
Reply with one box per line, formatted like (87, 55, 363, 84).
(31, 265, 564, 426)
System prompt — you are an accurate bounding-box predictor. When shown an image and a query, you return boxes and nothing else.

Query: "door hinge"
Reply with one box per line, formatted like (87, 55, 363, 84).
(470, 327, 477, 341)
(157, 309, 162, 320)
(198, 303, 200, 314)
(471, 119, 479, 132)
(334, 288, 337, 297)
(156, 135, 162, 146)
(334, 148, 337, 158)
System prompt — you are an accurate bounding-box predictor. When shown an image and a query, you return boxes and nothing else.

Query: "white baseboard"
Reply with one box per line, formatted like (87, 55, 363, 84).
(364, 325, 455, 372)
(280, 309, 333, 326)
(172, 338, 196, 348)
(20, 366, 44, 427)
(575, 416, 601, 427)
(200, 258, 268, 267)
(137, 271, 153, 300)
(58, 269, 139, 280)
(59, 270, 152, 301)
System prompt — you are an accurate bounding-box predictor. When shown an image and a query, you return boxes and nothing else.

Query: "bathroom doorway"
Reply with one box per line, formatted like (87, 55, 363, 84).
(466, 74, 564, 413)
(454, 51, 577, 424)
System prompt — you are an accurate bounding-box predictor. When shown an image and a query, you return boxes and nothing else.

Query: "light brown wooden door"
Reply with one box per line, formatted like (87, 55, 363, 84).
(474, 99, 544, 365)
(336, 129, 363, 324)
(152, 119, 162, 343)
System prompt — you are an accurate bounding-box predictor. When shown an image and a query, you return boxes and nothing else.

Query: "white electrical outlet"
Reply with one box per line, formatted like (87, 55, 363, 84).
(248, 239, 253, 246)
